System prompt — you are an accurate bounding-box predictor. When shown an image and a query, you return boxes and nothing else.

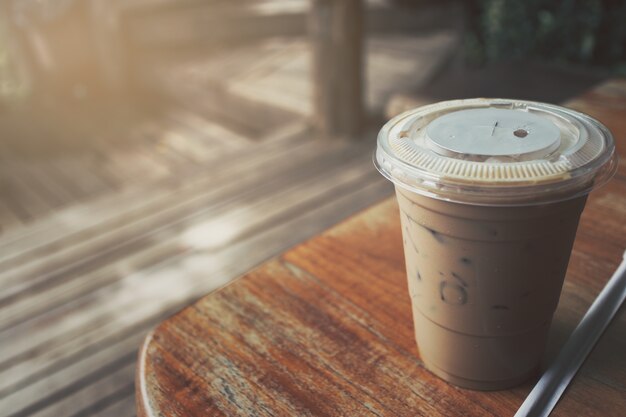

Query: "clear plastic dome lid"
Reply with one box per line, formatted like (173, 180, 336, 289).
(375, 98, 618, 206)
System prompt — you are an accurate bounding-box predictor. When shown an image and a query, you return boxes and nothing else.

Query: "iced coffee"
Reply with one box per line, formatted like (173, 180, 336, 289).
(375, 100, 617, 390)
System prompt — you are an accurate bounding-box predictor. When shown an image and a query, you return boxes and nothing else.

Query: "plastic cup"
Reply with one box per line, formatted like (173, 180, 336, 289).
(375, 99, 617, 390)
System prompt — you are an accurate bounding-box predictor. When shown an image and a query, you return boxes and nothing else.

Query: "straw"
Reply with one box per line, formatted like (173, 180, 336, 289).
(515, 249, 626, 417)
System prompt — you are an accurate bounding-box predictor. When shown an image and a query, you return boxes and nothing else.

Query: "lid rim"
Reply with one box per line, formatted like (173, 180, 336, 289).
(374, 150, 618, 207)
(375, 98, 618, 206)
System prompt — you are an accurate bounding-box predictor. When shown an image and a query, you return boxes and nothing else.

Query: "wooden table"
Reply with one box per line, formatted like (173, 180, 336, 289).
(137, 80, 626, 416)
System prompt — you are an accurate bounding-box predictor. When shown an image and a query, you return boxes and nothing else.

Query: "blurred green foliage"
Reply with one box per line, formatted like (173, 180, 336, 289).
(466, 0, 626, 74)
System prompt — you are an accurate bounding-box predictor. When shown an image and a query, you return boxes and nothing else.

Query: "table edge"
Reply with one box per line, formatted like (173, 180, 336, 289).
(136, 329, 157, 417)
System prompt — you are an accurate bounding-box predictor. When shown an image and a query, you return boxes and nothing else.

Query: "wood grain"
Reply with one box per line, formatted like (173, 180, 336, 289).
(137, 79, 626, 416)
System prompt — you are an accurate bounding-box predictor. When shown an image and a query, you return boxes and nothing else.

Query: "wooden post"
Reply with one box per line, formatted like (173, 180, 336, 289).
(310, 0, 364, 138)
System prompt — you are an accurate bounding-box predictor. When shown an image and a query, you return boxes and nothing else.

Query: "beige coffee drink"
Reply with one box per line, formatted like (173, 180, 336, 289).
(375, 99, 617, 390)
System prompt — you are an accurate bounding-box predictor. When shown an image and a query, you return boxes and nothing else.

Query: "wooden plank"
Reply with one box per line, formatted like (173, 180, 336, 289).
(85, 146, 128, 191)
(101, 144, 172, 184)
(0, 301, 181, 409)
(93, 395, 136, 417)
(0, 168, 33, 226)
(43, 159, 94, 202)
(29, 361, 136, 417)
(310, 0, 364, 137)
(0, 312, 152, 416)
(35, 162, 79, 206)
(0, 135, 344, 302)
(367, 32, 458, 113)
(0, 161, 53, 222)
(0, 201, 24, 233)
(5, 160, 61, 214)
(129, 119, 203, 169)
(52, 157, 113, 200)
(0, 124, 310, 254)
(147, 55, 302, 140)
(164, 109, 252, 149)
(227, 40, 312, 118)
(0, 141, 377, 357)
